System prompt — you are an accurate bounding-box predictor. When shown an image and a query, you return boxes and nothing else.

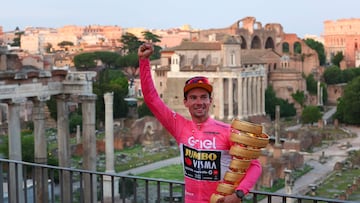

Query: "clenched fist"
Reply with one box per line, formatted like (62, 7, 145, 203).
(138, 43, 154, 59)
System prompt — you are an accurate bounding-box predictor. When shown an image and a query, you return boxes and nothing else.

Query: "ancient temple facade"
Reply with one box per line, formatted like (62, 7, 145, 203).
(0, 48, 98, 202)
(151, 40, 267, 121)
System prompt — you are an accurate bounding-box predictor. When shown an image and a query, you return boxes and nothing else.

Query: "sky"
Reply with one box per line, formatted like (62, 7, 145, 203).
(1, 0, 360, 38)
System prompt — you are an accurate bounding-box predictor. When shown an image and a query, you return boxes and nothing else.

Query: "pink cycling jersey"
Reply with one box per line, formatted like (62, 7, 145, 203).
(139, 58, 262, 203)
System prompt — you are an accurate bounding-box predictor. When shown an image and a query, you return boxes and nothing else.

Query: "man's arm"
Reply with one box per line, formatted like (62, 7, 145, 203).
(138, 44, 180, 137)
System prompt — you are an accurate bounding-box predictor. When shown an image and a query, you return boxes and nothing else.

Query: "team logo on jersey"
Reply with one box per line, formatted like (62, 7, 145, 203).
(182, 145, 221, 181)
(187, 136, 216, 149)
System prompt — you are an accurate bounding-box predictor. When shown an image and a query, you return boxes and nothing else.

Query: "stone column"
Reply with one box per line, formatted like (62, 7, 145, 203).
(103, 92, 118, 199)
(317, 81, 321, 106)
(33, 97, 49, 203)
(257, 77, 261, 116)
(7, 99, 25, 203)
(228, 78, 233, 120)
(261, 76, 266, 115)
(80, 94, 97, 203)
(76, 125, 81, 144)
(243, 77, 248, 118)
(284, 169, 294, 203)
(218, 77, 224, 120)
(320, 86, 323, 106)
(248, 77, 253, 116)
(237, 77, 243, 119)
(56, 94, 71, 203)
(104, 92, 114, 172)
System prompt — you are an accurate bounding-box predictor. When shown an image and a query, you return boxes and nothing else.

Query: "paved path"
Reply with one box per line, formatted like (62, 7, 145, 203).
(118, 156, 181, 176)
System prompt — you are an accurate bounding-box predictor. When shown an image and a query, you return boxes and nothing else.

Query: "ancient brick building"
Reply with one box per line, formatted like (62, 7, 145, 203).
(323, 18, 360, 68)
(151, 17, 320, 120)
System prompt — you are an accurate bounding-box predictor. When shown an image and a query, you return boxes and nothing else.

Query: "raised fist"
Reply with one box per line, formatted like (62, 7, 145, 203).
(138, 43, 154, 59)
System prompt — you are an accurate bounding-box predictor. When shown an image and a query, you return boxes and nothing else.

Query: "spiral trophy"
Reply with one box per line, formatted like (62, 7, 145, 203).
(210, 119, 269, 202)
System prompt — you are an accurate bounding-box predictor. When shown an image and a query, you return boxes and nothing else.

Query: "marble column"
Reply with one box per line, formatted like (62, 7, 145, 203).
(257, 77, 261, 116)
(218, 78, 224, 120)
(243, 77, 248, 118)
(33, 97, 49, 203)
(237, 77, 243, 119)
(7, 99, 25, 203)
(317, 81, 321, 106)
(103, 92, 118, 199)
(80, 94, 97, 203)
(261, 77, 266, 115)
(56, 94, 71, 203)
(227, 78, 233, 120)
(76, 125, 81, 144)
(104, 92, 114, 172)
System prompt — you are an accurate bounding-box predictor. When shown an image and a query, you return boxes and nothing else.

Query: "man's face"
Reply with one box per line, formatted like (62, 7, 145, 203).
(184, 88, 212, 122)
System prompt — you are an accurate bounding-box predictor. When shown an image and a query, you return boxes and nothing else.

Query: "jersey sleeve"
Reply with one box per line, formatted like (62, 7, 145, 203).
(139, 58, 183, 139)
(235, 159, 262, 194)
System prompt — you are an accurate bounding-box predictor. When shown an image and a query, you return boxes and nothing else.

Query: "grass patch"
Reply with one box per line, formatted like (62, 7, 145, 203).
(137, 164, 184, 181)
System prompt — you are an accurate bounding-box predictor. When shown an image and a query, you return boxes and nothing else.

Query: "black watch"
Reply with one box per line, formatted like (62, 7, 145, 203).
(235, 190, 245, 200)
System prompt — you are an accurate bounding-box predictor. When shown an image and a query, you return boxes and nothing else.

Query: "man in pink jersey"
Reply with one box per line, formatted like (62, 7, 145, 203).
(138, 43, 262, 203)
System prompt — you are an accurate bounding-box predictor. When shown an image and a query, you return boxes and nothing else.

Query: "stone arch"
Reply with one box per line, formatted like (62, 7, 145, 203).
(294, 41, 302, 54)
(240, 36, 247, 49)
(265, 37, 275, 49)
(251, 35, 262, 49)
(282, 42, 290, 53)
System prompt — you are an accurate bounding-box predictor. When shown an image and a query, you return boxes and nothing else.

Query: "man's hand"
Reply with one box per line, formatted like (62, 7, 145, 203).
(216, 193, 242, 203)
(138, 43, 154, 59)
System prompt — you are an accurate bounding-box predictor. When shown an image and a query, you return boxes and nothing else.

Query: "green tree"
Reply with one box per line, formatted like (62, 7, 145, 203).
(265, 85, 278, 118)
(0, 133, 59, 175)
(94, 51, 120, 68)
(301, 105, 322, 124)
(304, 38, 326, 66)
(58, 41, 74, 47)
(115, 53, 139, 68)
(142, 31, 161, 43)
(137, 102, 153, 118)
(323, 65, 342, 84)
(69, 111, 82, 134)
(342, 68, 357, 82)
(265, 85, 296, 119)
(10, 30, 24, 47)
(331, 52, 344, 67)
(93, 69, 129, 124)
(321, 82, 328, 105)
(291, 90, 305, 107)
(46, 96, 57, 121)
(119, 32, 143, 54)
(142, 31, 162, 59)
(294, 42, 302, 54)
(334, 76, 360, 124)
(74, 52, 97, 68)
(306, 73, 317, 95)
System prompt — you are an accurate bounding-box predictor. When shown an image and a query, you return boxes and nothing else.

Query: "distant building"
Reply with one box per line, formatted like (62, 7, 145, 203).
(323, 18, 360, 68)
(148, 17, 320, 120)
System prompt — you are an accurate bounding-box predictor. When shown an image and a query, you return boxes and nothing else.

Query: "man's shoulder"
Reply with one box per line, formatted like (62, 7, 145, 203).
(209, 118, 230, 129)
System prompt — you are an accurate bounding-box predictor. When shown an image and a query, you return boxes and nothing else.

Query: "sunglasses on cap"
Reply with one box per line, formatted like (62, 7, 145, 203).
(184, 76, 213, 97)
(185, 76, 210, 85)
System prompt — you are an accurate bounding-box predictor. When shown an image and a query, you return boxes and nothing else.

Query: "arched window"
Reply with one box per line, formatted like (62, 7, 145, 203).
(282, 42, 289, 53)
(250, 36, 261, 49)
(294, 42, 302, 54)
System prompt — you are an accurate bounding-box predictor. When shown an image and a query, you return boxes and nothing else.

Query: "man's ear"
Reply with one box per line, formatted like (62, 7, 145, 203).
(183, 98, 188, 107)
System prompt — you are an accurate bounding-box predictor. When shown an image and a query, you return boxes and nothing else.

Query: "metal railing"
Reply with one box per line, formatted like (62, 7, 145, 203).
(0, 158, 357, 203)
